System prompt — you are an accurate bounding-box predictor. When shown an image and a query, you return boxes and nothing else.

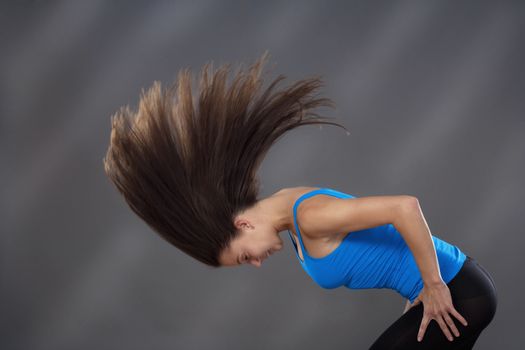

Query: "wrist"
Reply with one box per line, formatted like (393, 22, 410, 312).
(423, 278, 445, 287)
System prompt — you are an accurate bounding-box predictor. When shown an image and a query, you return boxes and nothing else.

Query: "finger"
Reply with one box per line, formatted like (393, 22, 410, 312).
(436, 315, 454, 341)
(443, 313, 460, 337)
(449, 307, 469, 327)
(417, 316, 430, 342)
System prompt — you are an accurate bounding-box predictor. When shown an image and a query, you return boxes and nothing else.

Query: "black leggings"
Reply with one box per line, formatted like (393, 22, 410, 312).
(370, 256, 498, 349)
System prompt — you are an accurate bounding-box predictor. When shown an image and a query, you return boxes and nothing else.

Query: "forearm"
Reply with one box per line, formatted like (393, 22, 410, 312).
(393, 197, 443, 286)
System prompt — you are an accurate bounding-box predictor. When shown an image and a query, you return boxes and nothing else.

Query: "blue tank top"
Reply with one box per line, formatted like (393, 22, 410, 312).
(287, 188, 467, 303)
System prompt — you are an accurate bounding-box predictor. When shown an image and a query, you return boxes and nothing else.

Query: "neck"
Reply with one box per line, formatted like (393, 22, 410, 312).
(250, 189, 294, 233)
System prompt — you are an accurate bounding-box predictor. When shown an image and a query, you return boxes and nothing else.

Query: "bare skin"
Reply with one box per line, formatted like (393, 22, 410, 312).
(279, 188, 415, 316)
(219, 186, 347, 267)
(404, 299, 416, 314)
(220, 186, 467, 340)
(286, 187, 351, 261)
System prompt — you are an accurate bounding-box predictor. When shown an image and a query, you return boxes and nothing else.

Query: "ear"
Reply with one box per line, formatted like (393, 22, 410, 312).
(234, 217, 253, 230)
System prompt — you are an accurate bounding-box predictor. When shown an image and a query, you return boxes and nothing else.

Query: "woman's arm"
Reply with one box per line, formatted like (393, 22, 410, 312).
(300, 194, 467, 341)
(298, 195, 411, 238)
(391, 197, 442, 286)
(299, 195, 442, 283)
(390, 198, 468, 341)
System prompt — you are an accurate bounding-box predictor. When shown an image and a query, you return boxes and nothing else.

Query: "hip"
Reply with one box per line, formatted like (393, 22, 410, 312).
(446, 255, 498, 300)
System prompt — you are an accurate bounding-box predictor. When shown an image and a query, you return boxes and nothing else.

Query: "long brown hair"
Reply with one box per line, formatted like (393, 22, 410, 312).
(102, 51, 349, 268)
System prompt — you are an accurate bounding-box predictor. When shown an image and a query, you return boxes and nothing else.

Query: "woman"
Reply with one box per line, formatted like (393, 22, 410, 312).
(103, 51, 497, 349)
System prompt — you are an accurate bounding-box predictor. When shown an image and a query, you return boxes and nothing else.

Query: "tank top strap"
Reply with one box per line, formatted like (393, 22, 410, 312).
(288, 187, 346, 263)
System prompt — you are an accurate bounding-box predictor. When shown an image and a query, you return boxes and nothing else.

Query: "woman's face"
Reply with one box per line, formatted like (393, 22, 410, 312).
(221, 221, 283, 267)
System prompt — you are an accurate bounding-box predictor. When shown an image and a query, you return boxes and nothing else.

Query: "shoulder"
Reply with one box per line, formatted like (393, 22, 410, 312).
(281, 186, 320, 196)
(283, 186, 327, 213)
(286, 186, 343, 240)
(287, 186, 337, 211)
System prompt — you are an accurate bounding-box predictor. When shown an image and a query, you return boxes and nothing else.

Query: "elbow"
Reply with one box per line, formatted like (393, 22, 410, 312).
(399, 195, 420, 214)
(393, 196, 420, 227)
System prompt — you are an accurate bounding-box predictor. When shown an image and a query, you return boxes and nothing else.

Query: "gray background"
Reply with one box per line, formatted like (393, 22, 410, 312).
(2, 1, 523, 349)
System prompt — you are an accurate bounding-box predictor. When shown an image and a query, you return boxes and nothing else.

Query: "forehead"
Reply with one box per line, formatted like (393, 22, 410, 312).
(220, 236, 244, 266)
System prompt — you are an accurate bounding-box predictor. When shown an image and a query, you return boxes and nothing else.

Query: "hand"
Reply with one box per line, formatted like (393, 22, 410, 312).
(412, 281, 468, 342)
